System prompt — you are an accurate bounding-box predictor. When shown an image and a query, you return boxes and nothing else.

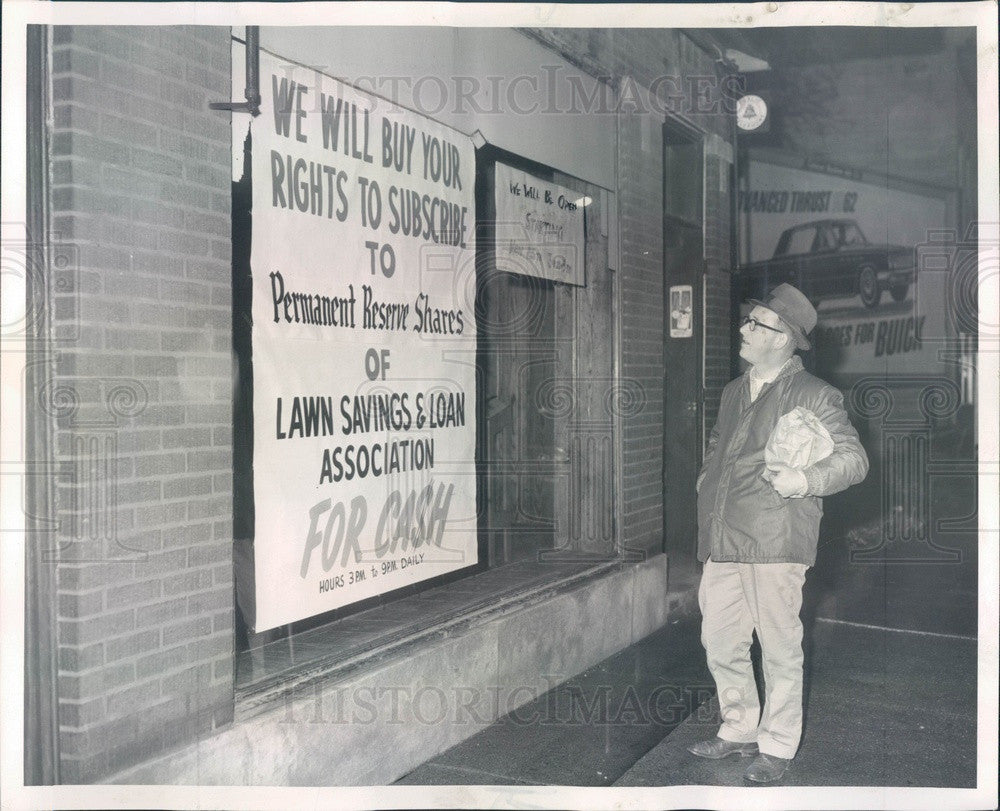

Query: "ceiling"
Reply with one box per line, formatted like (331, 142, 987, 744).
(722, 26, 949, 69)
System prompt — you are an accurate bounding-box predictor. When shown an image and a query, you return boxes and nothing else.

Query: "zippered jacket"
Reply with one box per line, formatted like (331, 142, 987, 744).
(696, 355, 869, 566)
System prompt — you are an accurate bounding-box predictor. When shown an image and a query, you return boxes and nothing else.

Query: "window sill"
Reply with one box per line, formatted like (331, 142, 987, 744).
(235, 555, 622, 720)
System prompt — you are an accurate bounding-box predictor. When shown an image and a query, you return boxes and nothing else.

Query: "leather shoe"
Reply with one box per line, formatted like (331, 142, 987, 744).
(744, 753, 792, 783)
(687, 737, 759, 759)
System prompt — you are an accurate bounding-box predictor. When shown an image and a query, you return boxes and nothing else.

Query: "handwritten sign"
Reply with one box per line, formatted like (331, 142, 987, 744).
(493, 163, 586, 286)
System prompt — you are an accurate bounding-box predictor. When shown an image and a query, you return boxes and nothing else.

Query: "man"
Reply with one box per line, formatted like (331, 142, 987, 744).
(689, 283, 869, 784)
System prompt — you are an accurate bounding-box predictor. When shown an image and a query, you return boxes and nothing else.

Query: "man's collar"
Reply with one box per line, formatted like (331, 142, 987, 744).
(747, 354, 802, 384)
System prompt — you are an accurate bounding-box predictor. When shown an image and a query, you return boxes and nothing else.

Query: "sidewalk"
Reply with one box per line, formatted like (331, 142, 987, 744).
(616, 618, 977, 787)
(395, 555, 706, 786)
(395, 534, 978, 789)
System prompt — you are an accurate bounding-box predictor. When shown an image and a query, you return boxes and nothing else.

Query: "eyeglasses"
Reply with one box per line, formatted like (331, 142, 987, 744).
(740, 315, 784, 334)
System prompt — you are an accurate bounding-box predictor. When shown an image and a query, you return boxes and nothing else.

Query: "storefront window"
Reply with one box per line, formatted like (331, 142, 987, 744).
(232, 114, 614, 668)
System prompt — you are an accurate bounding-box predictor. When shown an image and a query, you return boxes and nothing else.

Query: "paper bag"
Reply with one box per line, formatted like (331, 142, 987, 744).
(764, 406, 834, 470)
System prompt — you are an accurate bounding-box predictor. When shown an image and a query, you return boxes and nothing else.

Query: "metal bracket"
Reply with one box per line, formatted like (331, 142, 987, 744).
(210, 26, 261, 117)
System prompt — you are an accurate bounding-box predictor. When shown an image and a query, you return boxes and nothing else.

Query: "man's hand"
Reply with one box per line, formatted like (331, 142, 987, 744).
(763, 464, 809, 498)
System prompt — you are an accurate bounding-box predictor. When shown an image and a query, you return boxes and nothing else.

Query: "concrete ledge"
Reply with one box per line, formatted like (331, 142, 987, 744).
(110, 553, 670, 786)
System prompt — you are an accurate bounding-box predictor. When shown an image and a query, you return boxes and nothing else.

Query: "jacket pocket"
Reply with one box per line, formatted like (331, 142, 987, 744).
(758, 472, 787, 510)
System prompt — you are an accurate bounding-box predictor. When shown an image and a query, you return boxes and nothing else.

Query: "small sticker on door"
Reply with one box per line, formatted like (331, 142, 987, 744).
(670, 285, 694, 338)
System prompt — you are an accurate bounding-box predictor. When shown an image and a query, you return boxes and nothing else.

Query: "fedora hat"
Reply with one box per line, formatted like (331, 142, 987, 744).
(748, 283, 817, 350)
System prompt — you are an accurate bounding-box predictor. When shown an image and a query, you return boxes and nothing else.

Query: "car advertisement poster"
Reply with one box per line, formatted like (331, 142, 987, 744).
(244, 51, 478, 632)
(737, 159, 952, 386)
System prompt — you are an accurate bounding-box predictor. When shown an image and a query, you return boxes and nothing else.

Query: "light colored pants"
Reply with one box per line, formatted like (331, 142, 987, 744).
(697, 558, 808, 759)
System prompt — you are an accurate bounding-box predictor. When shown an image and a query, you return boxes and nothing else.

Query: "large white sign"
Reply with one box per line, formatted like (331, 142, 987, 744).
(494, 163, 586, 286)
(247, 51, 478, 631)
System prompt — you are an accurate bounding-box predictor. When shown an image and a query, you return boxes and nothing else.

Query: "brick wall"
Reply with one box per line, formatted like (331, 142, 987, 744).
(49, 25, 233, 782)
(616, 107, 667, 554)
(702, 149, 733, 442)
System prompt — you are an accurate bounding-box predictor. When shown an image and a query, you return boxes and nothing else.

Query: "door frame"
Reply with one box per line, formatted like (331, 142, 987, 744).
(661, 117, 706, 557)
